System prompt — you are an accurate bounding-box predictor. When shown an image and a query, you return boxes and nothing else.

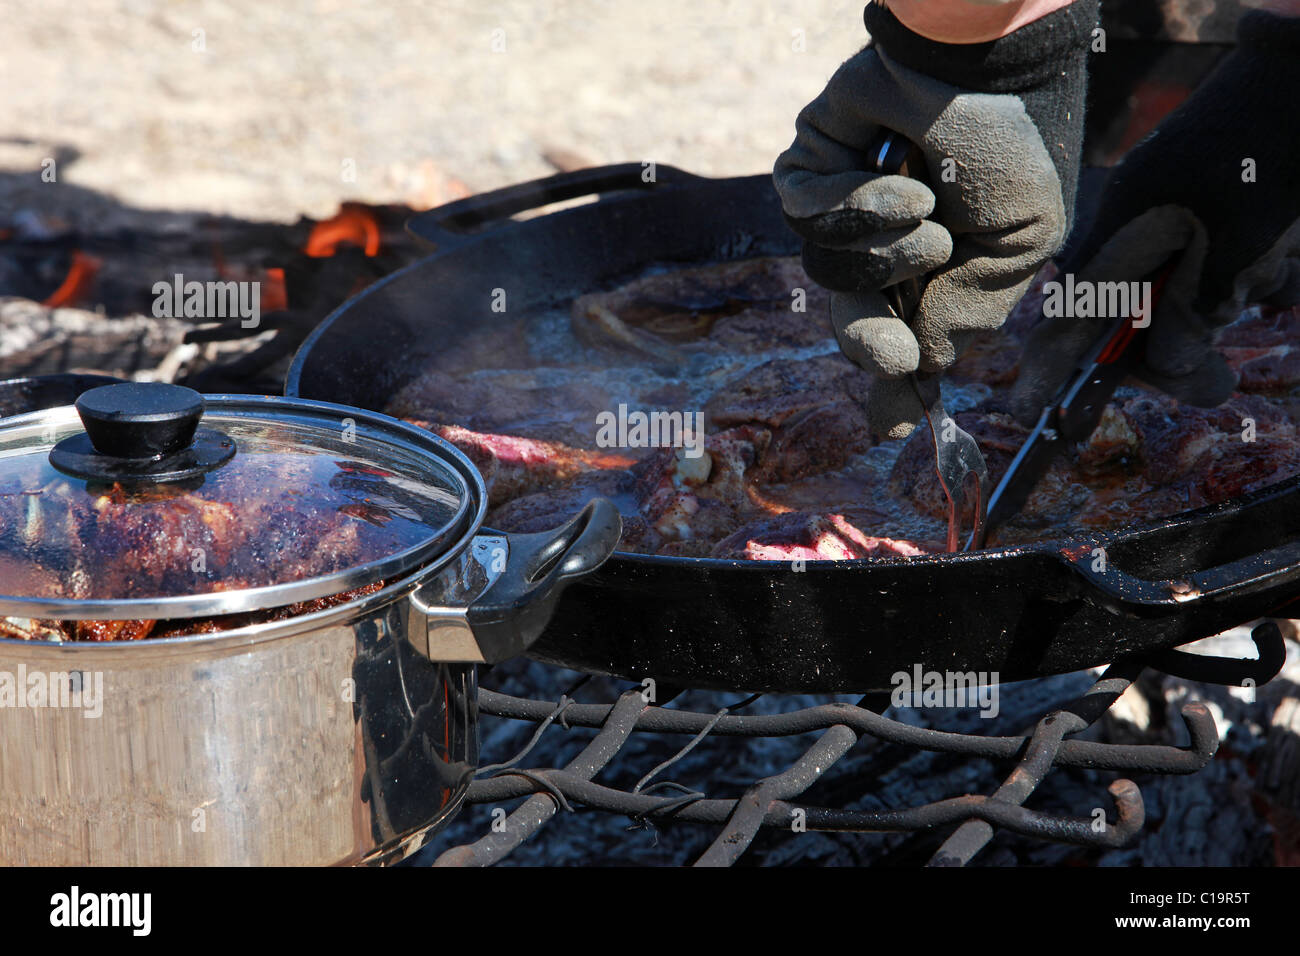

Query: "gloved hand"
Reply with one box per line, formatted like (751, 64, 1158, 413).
(1012, 11, 1300, 421)
(774, 1, 1097, 440)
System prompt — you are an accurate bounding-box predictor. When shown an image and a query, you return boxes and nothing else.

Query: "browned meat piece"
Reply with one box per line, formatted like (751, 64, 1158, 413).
(421, 423, 638, 507)
(486, 470, 642, 536)
(65, 474, 374, 602)
(704, 355, 874, 483)
(993, 390, 1300, 539)
(753, 402, 874, 484)
(632, 425, 771, 552)
(652, 500, 747, 557)
(1212, 306, 1300, 393)
(575, 257, 816, 332)
(1217, 305, 1300, 350)
(572, 257, 825, 358)
(388, 372, 615, 447)
(711, 510, 928, 560)
(707, 301, 837, 354)
(706, 355, 871, 429)
(1234, 349, 1300, 394)
(74, 619, 156, 642)
(69, 485, 243, 599)
(1185, 438, 1300, 507)
(1120, 391, 1294, 485)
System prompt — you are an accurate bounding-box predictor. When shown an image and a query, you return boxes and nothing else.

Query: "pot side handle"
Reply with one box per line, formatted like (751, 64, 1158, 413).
(1062, 536, 1300, 613)
(467, 498, 622, 663)
(406, 164, 709, 250)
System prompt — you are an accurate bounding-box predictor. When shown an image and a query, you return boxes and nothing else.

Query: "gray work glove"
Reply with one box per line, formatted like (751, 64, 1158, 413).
(773, 1, 1097, 440)
(1012, 11, 1300, 421)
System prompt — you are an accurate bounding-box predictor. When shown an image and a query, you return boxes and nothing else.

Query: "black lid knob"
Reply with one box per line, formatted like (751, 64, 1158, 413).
(50, 382, 234, 484)
(75, 383, 204, 459)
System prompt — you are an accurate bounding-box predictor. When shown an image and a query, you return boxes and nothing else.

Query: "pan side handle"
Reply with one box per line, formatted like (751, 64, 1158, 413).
(410, 499, 621, 664)
(406, 164, 709, 250)
(465, 498, 622, 663)
(1062, 537, 1300, 613)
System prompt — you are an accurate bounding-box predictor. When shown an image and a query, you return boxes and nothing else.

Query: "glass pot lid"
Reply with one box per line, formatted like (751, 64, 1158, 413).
(0, 384, 482, 620)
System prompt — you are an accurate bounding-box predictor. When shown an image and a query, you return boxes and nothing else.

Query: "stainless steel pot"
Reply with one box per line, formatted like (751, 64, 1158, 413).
(0, 383, 620, 865)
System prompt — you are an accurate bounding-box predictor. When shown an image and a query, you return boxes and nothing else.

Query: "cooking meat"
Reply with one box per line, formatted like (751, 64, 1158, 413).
(753, 402, 874, 484)
(1218, 306, 1300, 393)
(388, 255, 1300, 560)
(705, 355, 872, 429)
(486, 470, 644, 536)
(56, 472, 371, 602)
(705, 357, 875, 482)
(3, 581, 388, 644)
(388, 372, 615, 447)
(707, 299, 838, 355)
(73, 619, 157, 642)
(572, 257, 834, 361)
(632, 425, 770, 554)
(418, 422, 638, 507)
(0, 417, 442, 640)
(1120, 392, 1290, 483)
(711, 511, 927, 561)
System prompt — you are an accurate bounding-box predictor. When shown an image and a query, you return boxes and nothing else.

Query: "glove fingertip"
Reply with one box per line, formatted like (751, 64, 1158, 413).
(867, 377, 923, 442)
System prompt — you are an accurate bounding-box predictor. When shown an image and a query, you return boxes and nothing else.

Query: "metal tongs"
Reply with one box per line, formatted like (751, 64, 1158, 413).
(909, 369, 989, 553)
(975, 264, 1176, 548)
(872, 130, 989, 552)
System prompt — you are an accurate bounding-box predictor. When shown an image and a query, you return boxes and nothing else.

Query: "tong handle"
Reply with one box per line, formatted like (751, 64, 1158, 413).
(978, 262, 1178, 548)
(871, 130, 990, 553)
(872, 130, 930, 323)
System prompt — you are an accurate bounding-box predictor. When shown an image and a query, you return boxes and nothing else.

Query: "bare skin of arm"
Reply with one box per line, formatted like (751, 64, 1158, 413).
(878, 0, 1077, 43)
(881, 0, 1300, 43)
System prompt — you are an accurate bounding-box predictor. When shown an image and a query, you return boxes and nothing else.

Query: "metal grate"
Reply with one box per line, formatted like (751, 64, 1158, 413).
(430, 622, 1286, 867)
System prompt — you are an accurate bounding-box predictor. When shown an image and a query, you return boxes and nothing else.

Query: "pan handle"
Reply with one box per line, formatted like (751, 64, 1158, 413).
(1063, 537, 1300, 612)
(406, 163, 708, 249)
(465, 497, 622, 663)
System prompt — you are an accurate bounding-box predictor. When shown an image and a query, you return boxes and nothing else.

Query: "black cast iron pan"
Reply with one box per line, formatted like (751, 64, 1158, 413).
(287, 164, 1300, 692)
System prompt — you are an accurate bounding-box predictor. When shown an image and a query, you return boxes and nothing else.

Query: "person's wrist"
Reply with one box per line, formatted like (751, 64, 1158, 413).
(877, 0, 1077, 44)
(863, 0, 1098, 93)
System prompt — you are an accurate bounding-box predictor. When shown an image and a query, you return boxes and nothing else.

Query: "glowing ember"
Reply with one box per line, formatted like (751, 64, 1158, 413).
(261, 267, 288, 312)
(42, 250, 101, 308)
(304, 204, 381, 258)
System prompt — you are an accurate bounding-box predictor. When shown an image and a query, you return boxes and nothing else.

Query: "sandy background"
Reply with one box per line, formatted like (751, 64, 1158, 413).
(1, 0, 866, 224)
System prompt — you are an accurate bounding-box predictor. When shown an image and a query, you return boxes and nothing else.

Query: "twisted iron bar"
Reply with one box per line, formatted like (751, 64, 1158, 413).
(436, 622, 1286, 867)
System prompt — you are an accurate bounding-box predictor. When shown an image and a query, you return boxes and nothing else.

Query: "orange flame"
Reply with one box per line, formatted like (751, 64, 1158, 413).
(43, 250, 101, 309)
(261, 267, 288, 313)
(304, 204, 381, 258)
